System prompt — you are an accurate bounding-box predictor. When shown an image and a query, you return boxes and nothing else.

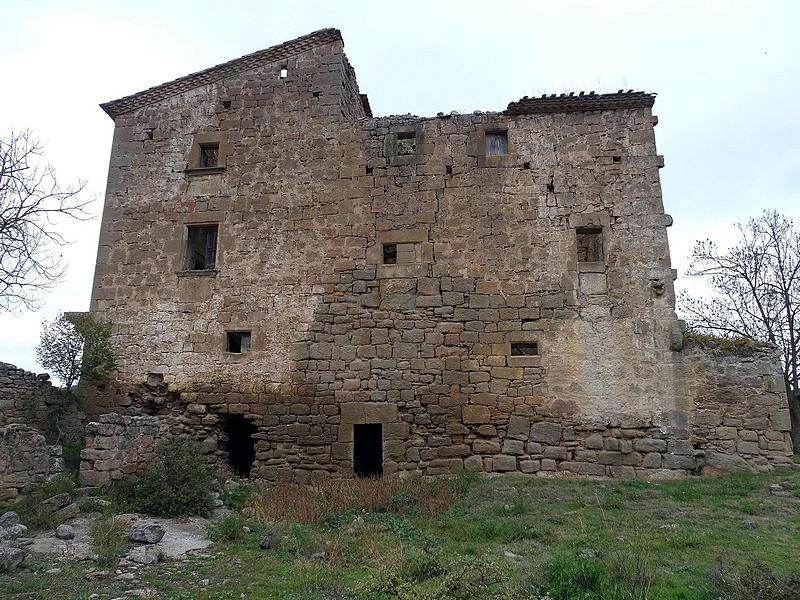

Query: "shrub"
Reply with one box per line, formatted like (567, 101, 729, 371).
(123, 436, 213, 517)
(711, 561, 800, 600)
(538, 551, 653, 600)
(441, 557, 513, 600)
(221, 482, 255, 510)
(15, 473, 76, 530)
(62, 442, 83, 476)
(208, 512, 250, 543)
(90, 515, 128, 566)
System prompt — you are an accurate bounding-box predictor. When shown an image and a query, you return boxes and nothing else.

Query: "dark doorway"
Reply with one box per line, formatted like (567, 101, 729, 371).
(223, 415, 257, 477)
(353, 424, 383, 478)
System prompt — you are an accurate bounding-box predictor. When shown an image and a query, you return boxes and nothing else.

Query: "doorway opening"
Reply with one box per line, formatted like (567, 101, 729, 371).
(223, 414, 257, 478)
(353, 423, 383, 478)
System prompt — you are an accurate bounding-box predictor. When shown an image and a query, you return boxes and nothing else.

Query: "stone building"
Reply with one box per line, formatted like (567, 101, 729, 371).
(82, 28, 793, 483)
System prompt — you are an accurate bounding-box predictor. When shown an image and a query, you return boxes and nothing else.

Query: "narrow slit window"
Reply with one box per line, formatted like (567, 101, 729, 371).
(576, 227, 603, 263)
(280, 65, 288, 79)
(511, 342, 538, 356)
(185, 224, 218, 270)
(199, 143, 219, 168)
(226, 331, 252, 354)
(396, 131, 416, 156)
(383, 243, 398, 265)
(486, 131, 508, 156)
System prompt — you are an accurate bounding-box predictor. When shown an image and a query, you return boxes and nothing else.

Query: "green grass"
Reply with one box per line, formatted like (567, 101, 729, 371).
(1, 468, 799, 599)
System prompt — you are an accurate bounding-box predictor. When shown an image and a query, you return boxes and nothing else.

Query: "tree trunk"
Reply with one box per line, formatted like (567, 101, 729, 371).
(785, 377, 800, 454)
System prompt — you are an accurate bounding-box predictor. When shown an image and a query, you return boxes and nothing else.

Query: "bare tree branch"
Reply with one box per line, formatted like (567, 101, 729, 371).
(0, 129, 93, 311)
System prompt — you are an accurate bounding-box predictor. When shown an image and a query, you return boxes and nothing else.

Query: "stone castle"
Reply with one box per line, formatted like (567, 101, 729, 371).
(77, 28, 793, 484)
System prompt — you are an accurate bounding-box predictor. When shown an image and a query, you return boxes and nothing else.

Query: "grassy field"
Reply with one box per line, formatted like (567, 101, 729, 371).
(3, 467, 800, 599)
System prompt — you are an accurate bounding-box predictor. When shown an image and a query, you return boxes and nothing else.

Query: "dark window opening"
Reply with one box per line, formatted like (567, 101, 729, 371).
(145, 129, 154, 140)
(547, 182, 555, 193)
(523, 161, 531, 170)
(223, 414, 257, 478)
(486, 131, 508, 156)
(227, 331, 252, 353)
(353, 424, 383, 478)
(200, 143, 219, 168)
(612, 155, 621, 163)
(577, 227, 604, 262)
(446, 165, 453, 175)
(396, 131, 416, 156)
(185, 224, 218, 270)
(313, 91, 321, 98)
(222, 100, 231, 109)
(366, 165, 373, 175)
(383, 243, 397, 265)
(280, 65, 288, 79)
(511, 342, 538, 356)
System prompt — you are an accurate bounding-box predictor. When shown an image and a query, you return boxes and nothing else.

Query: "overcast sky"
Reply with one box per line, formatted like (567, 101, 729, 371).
(1, 0, 799, 376)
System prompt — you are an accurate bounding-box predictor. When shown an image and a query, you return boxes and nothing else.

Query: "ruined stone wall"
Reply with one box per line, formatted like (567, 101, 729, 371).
(0, 363, 84, 444)
(79, 414, 161, 487)
(84, 37, 793, 482)
(0, 425, 64, 501)
(683, 340, 793, 473)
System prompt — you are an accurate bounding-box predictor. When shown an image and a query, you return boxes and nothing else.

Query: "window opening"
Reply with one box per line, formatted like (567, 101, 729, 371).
(612, 155, 621, 163)
(523, 161, 531, 170)
(383, 243, 398, 265)
(199, 143, 219, 168)
(396, 131, 416, 156)
(366, 165, 373, 175)
(446, 165, 453, 175)
(576, 228, 603, 262)
(486, 130, 508, 156)
(227, 331, 252, 353)
(222, 100, 231, 109)
(145, 129, 154, 140)
(353, 424, 383, 477)
(511, 342, 538, 356)
(185, 224, 218, 270)
(280, 65, 288, 79)
(223, 414, 257, 478)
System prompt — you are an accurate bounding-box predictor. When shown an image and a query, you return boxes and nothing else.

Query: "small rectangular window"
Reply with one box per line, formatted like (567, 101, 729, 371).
(382, 243, 398, 265)
(280, 65, 288, 79)
(199, 144, 219, 168)
(511, 342, 538, 356)
(396, 131, 416, 156)
(185, 224, 218, 270)
(486, 131, 508, 156)
(576, 228, 603, 263)
(227, 331, 251, 353)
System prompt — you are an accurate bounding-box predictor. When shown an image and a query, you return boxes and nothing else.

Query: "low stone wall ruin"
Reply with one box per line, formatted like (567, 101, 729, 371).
(79, 414, 161, 487)
(0, 424, 64, 501)
(0, 362, 84, 445)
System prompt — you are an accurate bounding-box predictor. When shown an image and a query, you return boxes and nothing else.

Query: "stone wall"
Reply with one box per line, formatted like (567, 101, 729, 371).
(0, 425, 64, 501)
(79, 414, 161, 487)
(80, 30, 794, 482)
(0, 363, 84, 444)
(684, 340, 794, 473)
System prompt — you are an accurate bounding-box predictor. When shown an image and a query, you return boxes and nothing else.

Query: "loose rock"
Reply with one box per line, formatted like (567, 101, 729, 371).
(130, 521, 165, 544)
(55, 524, 75, 540)
(0, 545, 26, 572)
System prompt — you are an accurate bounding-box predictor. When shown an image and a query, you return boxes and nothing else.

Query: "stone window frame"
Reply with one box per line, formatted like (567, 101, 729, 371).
(385, 124, 423, 166)
(225, 330, 252, 354)
(367, 228, 432, 279)
(477, 122, 515, 168)
(569, 212, 610, 273)
(176, 216, 223, 277)
(185, 133, 233, 175)
(503, 332, 541, 368)
(335, 402, 408, 476)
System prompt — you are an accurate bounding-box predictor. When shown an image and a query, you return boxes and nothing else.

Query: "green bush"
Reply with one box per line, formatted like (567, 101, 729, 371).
(15, 473, 76, 530)
(62, 442, 83, 477)
(208, 513, 250, 543)
(538, 552, 653, 600)
(441, 556, 513, 600)
(221, 482, 254, 510)
(123, 436, 213, 517)
(712, 561, 800, 600)
(90, 515, 128, 566)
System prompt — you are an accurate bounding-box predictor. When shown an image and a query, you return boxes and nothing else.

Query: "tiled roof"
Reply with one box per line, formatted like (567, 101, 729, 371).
(505, 90, 656, 115)
(100, 28, 342, 118)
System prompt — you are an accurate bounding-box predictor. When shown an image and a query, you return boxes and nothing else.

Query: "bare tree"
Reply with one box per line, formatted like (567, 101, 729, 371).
(0, 130, 91, 311)
(681, 210, 800, 453)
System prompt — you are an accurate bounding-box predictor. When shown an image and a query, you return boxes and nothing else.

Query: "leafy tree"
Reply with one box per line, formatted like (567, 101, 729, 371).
(36, 312, 115, 391)
(681, 210, 800, 452)
(0, 130, 90, 311)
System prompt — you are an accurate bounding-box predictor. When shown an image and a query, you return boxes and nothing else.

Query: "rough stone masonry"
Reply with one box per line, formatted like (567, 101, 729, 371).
(79, 28, 793, 483)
